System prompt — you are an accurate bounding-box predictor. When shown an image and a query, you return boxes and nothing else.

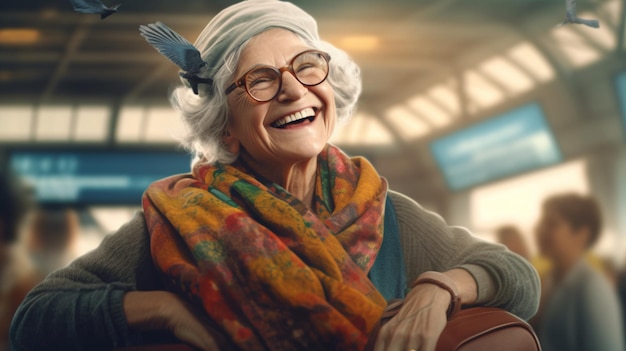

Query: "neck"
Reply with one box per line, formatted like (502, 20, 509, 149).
(552, 250, 584, 282)
(240, 152, 317, 208)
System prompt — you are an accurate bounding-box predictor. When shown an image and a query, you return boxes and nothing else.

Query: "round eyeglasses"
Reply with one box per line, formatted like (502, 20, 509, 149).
(225, 50, 331, 102)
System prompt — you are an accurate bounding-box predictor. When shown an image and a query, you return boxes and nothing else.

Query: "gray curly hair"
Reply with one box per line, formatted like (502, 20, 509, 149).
(168, 1, 361, 165)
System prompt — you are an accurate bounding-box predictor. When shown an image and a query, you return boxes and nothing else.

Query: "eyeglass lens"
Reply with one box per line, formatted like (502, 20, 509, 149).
(244, 51, 329, 101)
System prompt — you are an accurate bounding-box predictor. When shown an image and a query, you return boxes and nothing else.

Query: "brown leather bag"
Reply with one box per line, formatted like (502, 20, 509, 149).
(435, 307, 541, 351)
(365, 302, 542, 351)
(116, 306, 541, 351)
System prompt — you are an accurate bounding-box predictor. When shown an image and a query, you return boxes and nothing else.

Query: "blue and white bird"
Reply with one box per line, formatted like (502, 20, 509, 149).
(561, 0, 599, 28)
(69, 0, 120, 20)
(139, 22, 212, 95)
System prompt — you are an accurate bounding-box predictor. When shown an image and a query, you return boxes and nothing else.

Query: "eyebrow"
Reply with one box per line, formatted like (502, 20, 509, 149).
(236, 48, 312, 77)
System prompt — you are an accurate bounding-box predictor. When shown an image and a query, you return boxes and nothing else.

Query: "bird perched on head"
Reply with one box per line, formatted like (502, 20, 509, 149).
(69, 0, 120, 20)
(560, 0, 599, 28)
(139, 22, 213, 95)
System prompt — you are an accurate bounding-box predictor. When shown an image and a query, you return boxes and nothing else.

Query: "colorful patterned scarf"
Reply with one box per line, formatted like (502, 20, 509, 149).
(143, 145, 388, 350)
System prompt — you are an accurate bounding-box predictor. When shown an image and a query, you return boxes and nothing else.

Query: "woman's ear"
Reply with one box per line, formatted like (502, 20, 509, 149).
(223, 127, 240, 155)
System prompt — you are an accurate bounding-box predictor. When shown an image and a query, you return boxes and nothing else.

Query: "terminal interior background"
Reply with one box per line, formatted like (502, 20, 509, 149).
(1, 0, 626, 271)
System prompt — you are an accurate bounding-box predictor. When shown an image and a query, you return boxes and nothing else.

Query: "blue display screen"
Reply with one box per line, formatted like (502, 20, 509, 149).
(429, 103, 562, 191)
(614, 71, 626, 138)
(9, 150, 192, 205)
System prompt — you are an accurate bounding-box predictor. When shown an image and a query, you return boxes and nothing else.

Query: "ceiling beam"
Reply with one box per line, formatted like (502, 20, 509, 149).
(122, 63, 172, 103)
(0, 51, 453, 74)
(41, 17, 95, 101)
(0, 12, 216, 26)
(0, 52, 161, 64)
(618, 0, 626, 52)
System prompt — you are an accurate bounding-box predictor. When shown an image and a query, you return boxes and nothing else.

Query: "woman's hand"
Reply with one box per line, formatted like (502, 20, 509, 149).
(373, 283, 450, 351)
(123, 291, 220, 351)
(373, 269, 479, 351)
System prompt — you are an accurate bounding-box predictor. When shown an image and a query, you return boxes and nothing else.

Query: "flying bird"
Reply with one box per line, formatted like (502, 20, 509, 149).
(139, 22, 213, 95)
(561, 0, 599, 28)
(69, 0, 120, 20)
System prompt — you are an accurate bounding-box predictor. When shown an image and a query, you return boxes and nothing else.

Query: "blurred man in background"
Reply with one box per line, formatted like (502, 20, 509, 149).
(534, 193, 624, 351)
(0, 170, 32, 351)
(495, 225, 531, 261)
(22, 208, 79, 280)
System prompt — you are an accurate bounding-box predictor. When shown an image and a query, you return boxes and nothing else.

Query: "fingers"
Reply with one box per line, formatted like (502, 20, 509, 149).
(168, 296, 222, 351)
(174, 324, 220, 351)
(372, 285, 450, 351)
(379, 312, 443, 351)
(123, 291, 222, 350)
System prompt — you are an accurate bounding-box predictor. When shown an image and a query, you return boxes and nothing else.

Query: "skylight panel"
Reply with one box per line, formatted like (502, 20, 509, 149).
(0, 105, 33, 141)
(478, 56, 534, 95)
(144, 106, 182, 143)
(331, 112, 395, 146)
(597, 0, 620, 28)
(576, 11, 615, 50)
(384, 105, 430, 140)
(507, 42, 555, 82)
(116, 106, 145, 142)
(550, 25, 602, 68)
(464, 70, 505, 110)
(74, 105, 110, 142)
(427, 82, 461, 118)
(406, 95, 452, 128)
(35, 105, 72, 141)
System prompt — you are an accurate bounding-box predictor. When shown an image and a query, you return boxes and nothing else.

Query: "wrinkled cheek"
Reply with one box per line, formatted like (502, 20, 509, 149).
(324, 106, 337, 138)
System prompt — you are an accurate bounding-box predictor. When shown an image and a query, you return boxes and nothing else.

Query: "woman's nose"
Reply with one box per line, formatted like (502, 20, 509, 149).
(276, 70, 308, 102)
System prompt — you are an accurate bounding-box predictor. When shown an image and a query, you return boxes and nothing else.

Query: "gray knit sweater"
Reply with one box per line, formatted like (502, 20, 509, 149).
(9, 191, 540, 351)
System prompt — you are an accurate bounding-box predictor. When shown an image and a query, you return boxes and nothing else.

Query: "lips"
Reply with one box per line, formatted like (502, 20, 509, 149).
(271, 107, 317, 128)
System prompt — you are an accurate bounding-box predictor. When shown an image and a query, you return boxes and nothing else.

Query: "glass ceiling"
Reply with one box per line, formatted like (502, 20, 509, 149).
(0, 0, 620, 148)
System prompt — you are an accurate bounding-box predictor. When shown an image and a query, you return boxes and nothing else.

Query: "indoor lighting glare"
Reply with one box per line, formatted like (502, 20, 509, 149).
(598, 0, 620, 27)
(550, 25, 602, 68)
(330, 112, 395, 146)
(427, 82, 461, 117)
(384, 105, 430, 140)
(0, 28, 40, 45)
(507, 42, 555, 82)
(338, 35, 380, 52)
(463, 70, 505, 110)
(576, 11, 615, 50)
(406, 96, 452, 128)
(478, 56, 534, 95)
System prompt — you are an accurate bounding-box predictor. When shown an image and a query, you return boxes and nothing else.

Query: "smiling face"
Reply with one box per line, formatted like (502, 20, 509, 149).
(224, 28, 336, 170)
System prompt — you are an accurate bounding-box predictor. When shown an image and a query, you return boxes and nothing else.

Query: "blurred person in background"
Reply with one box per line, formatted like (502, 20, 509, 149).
(534, 193, 624, 351)
(495, 225, 531, 261)
(3, 207, 80, 351)
(0, 170, 32, 351)
(616, 257, 626, 340)
(22, 208, 79, 280)
(9, 1, 540, 350)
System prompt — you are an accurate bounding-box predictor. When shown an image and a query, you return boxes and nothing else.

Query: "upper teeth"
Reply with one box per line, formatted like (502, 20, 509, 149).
(273, 108, 315, 128)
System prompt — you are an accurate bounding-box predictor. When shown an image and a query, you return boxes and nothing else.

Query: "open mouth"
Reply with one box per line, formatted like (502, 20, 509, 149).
(271, 107, 317, 129)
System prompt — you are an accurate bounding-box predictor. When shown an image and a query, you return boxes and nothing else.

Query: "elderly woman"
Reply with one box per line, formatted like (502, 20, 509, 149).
(10, 1, 539, 351)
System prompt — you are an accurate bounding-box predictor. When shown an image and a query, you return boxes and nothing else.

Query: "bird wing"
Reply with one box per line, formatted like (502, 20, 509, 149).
(139, 22, 205, 73)
(565, 0, 576, 17)
(69, 0, 108, 13)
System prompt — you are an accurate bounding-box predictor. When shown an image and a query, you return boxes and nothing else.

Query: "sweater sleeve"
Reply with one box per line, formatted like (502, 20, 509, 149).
(389, 191, 540, 320)
(10, 211, 159, 351)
